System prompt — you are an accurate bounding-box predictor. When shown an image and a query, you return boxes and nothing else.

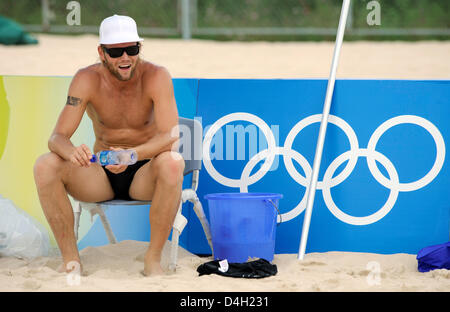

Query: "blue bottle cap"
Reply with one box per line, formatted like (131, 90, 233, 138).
(90, 154, 97, 163)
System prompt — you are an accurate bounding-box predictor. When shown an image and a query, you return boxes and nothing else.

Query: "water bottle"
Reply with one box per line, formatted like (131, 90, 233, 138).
(90, 149, 138, 166)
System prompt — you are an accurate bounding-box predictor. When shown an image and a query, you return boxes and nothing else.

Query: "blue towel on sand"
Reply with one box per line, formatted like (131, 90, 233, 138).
(416, 242, 450, 272)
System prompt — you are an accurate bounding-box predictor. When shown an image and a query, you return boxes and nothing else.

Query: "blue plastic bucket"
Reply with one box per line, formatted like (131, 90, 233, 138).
(204, 192, 283, 263)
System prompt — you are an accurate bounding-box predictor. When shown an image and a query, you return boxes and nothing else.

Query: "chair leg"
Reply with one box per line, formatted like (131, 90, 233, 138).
(95, 204, 117, 244)
(191, 196, 214, 256)
(169, 229, 180, 272)
(73, 202, 82, 241)
(181, 189, 214, 256)
(169, 200, 186, 272)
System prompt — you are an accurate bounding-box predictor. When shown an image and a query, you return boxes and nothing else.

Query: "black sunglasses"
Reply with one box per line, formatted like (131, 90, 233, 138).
(102, 43, 140, 58)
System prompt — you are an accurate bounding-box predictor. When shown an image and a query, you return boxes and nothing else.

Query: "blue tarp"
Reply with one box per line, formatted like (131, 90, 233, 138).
(417, 242, 450, 272)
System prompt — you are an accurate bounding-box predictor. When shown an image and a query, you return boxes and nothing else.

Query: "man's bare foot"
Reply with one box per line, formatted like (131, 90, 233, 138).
(142, 261, 164, 276)
(57, 260, 83, 275)
(142, 251, 164, 276)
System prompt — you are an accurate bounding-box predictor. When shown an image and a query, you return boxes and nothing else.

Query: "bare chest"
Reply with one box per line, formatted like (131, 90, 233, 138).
(87, 84, 153, 129)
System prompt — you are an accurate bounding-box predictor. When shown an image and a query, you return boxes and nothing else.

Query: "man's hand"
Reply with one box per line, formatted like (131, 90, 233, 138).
(69, 144, 93, 168)
(105, 147, 128, 174)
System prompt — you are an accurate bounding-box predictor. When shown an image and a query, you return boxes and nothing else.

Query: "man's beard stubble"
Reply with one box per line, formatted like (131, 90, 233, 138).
(102, 57, 140, 81)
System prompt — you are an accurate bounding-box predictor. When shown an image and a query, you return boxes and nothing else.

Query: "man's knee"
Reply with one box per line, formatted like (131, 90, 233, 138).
(154, 151, 185, 186)
(33, 152, 65, 186)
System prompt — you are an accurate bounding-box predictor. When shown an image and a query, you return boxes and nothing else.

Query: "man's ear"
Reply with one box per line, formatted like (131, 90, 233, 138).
(97, 45, 105, 62)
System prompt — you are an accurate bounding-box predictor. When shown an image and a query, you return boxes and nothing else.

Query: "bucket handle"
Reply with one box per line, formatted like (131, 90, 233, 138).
(264, 199, 282, 225)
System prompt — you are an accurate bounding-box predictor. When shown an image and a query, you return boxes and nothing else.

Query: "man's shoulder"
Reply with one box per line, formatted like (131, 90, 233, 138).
(70, 64, 101, 91)
(74, 64, 101, 80)
(141, 61, 172, 86)
(141, 61, 170, 77)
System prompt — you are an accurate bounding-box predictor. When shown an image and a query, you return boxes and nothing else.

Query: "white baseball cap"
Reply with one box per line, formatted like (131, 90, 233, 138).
(99, 15, 144, 45)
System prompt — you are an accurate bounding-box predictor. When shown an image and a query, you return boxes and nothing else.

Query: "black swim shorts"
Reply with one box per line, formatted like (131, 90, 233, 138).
(102, 159, 150, 200)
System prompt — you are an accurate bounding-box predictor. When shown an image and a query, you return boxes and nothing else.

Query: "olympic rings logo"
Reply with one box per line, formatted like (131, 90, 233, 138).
(202, 113, 446, 225)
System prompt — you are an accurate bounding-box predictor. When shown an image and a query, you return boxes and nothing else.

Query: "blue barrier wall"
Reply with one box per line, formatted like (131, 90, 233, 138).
(189, 79, 450, 255)
(77, 78, 449, 256)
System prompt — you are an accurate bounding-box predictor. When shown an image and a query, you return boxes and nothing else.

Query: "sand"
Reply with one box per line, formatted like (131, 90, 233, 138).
(0, 240, 448, 292)
(0, 35, 449, 292)
(0, 34, 449, 79)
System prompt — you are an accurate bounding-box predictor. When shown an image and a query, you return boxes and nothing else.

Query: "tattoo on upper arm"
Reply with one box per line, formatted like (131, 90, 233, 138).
(66, 96, 82, 106)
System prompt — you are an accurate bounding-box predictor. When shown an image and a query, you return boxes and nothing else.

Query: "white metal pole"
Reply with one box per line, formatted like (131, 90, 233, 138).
(41, 0, 50, 32)
(297, 0, 351, 260)
(181, 0, 191, 40)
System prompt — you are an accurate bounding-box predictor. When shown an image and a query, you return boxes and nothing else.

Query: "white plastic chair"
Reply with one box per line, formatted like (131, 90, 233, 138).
(73, 117, 213, 272)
